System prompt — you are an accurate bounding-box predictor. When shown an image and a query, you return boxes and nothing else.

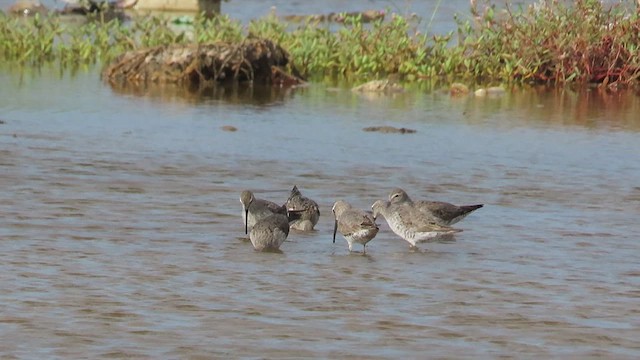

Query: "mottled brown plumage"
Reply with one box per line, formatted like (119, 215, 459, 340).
(332, 200, 379, 254)
(286, 185, 320, 231)
(388, 188, 483, 226)
(240, 190, 286, 234)
(249, 213, 289, 252)
(372, 198, 461, 249)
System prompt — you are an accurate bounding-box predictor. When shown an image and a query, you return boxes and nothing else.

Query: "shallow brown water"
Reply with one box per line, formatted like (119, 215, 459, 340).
(2, 65, 640, 359)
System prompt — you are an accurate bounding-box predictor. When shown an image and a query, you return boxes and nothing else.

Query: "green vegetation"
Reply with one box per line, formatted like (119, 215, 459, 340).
(458, 0, 640, 87)
(1, 0, 639, 87)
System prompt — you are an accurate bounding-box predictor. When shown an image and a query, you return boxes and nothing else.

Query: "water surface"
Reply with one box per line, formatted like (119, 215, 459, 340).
(1, 65, 639, 358)
(2, 1, 640, 358)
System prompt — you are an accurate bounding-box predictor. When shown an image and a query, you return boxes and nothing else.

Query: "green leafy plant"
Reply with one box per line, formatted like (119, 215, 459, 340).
(1, 0, 639, 88)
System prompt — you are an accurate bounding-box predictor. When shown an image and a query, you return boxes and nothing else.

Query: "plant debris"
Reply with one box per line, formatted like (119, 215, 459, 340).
(102, 39, 304, 86)
(362, 126, 416, 134)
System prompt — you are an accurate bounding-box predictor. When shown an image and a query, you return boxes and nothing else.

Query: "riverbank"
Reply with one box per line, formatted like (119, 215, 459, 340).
(1, 0, 639, 88)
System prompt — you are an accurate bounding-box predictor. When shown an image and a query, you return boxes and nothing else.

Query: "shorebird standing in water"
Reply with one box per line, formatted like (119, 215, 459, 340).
(240, 190, 286, 234)
(332, 200, 379, 254)
(286, 185, 320, 231)
(388, 188, 483, 226)
(372, 198, 462, 250)
(249, 210, 301, 252)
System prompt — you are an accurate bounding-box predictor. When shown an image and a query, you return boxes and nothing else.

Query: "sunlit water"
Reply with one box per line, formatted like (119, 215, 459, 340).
(2, 0, 640, 356)
(2, 0, 481, 35)
(1, 64, 640, 358)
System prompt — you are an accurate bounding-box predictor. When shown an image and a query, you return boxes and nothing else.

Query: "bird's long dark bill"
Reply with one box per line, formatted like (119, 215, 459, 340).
(244, 209, 249, 234)
(332, 219, 338, 243)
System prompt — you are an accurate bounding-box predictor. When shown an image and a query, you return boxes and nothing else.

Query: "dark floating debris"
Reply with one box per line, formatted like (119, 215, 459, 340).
(449, 82, 470, 97)
(362, 126, 417, 134)
(221, 125, 238, 132)
(283, 9, 385, 23)
(102, 39, 305, 87)
(352, 79, 404, 93)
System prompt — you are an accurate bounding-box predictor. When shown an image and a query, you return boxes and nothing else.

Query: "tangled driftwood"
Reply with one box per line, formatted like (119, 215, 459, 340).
(102, 39, 304, 87)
